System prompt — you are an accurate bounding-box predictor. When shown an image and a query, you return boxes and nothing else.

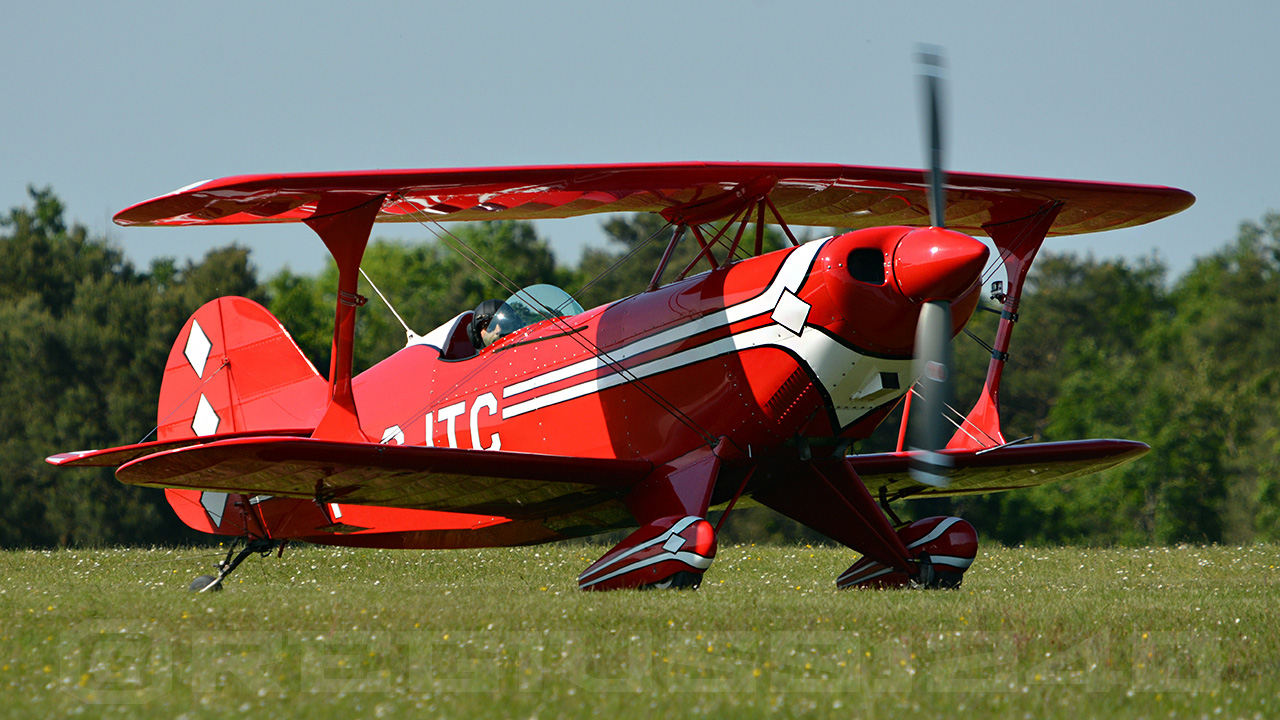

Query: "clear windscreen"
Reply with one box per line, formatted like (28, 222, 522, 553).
(484, 284, 585, 341)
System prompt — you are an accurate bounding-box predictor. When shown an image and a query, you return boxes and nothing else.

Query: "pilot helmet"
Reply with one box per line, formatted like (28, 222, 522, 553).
(468, 299, 518, 349)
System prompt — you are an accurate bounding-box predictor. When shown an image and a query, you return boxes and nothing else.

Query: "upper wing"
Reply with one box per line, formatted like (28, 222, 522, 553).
(847, 439, 1150, 500)
(115, 436, 653, 520)
(114, 162, 1193, 238)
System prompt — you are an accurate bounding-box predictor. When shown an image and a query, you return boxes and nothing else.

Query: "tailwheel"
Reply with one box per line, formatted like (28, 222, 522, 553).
(189, 538, 279, 593)
(578, 516, 717, 591)
(837, 516, 977, 590)
(188, 574, 221, 592)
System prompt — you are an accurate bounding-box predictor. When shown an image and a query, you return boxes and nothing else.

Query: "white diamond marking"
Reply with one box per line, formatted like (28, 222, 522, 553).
(662, 534, 686, 553)
(192, 394, 220, 437)
(771, 289, 811, 336)
(201, 492, 227, 527)
(184, 320, 213, 378)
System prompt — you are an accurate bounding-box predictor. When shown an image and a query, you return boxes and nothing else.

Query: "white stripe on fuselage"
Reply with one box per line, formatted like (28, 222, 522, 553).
(502, 238, 826, 402)
(498, 238, 915, 429)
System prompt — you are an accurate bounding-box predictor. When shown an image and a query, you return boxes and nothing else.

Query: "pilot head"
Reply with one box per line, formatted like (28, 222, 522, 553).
(468, 299, 518, 349)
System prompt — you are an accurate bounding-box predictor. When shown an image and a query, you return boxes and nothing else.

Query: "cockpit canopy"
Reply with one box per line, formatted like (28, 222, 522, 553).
(471, 284, 585, 349)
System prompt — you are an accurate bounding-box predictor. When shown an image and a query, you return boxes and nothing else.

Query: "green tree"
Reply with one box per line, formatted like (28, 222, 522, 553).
(1150, 213, 1280, 542)
(0, 188, 261, 547)
(1, 188, 162, 545)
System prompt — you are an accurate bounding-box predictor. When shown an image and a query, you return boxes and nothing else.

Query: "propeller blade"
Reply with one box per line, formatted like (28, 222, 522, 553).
(909, 300, 954, 487)
(917, 45, 947, 228)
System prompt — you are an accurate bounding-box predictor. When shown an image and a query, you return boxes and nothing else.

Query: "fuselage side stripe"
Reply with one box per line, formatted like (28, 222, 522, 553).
(501, 322, 827, 420)
(501, 238, 828, 401)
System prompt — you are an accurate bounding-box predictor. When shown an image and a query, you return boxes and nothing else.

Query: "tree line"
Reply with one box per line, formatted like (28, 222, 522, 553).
(1, 187, 1276, 547)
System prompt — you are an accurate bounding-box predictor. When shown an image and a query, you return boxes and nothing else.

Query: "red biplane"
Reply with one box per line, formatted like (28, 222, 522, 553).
(47, 65, 1193, 592)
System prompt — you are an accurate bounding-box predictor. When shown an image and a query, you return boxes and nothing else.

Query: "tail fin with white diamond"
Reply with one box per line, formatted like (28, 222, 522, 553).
(158, 296, 328, 442)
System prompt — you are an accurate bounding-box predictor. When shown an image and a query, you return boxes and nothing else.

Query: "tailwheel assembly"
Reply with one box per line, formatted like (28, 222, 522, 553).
(189, 537, 280, 593)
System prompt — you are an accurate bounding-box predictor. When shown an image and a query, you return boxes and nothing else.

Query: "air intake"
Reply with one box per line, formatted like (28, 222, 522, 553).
(847, 248, 886, 285)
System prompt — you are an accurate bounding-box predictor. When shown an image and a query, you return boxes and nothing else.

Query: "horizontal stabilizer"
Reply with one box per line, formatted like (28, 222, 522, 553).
(45, 429, 313, 467)
(117, 436, 654, 520)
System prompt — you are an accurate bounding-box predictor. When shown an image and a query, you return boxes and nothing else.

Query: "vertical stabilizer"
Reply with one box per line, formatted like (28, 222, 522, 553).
(157, 296, 328, 442)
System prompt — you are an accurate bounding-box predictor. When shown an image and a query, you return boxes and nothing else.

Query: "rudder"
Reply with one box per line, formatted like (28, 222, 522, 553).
(158, 296, 328, 441)
(160, 296, 329, 537)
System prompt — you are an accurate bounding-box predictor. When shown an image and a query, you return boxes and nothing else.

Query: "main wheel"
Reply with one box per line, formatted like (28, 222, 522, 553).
(642, 571, 702, 591)
(912, 553, 963, 590)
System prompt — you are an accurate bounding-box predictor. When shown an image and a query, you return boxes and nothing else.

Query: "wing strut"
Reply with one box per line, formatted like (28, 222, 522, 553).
(947, 201, 1062, 450)
(686, 225, 721, 271)
(647, 224, 686, 292)
(303, 195, 386, 442)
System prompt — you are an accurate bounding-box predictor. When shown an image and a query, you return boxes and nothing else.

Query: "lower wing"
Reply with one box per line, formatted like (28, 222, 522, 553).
(849, 439, 1149, 501)
(114, 436, 653, 520)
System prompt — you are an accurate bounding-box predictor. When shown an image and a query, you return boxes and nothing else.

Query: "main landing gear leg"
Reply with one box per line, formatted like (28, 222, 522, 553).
(189, 538, 279, 593)
(579, 443, 727, 591)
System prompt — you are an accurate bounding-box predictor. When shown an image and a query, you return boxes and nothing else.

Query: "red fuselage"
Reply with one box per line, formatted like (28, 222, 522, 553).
(155, 225, 988, 550)
(353, 226, 986, 476)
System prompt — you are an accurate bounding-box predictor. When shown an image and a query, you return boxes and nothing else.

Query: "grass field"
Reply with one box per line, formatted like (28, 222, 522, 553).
(1, 542, 1275, 719)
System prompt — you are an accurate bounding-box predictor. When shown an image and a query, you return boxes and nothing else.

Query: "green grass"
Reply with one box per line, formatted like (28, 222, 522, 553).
(1, 542, 1275, 718)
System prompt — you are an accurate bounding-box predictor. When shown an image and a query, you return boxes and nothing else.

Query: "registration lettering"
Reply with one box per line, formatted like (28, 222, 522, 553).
(425, 392, 502, 450)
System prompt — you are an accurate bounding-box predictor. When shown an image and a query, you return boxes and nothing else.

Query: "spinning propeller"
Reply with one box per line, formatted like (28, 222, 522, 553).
(908, 46, 961, 488)
(920, 46, 947, 230)
(909, 299, 955, 487)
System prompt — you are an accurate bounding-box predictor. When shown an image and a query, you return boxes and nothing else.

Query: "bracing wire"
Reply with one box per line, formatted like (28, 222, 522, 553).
(569, 217, 672, 306)
(907, 385, 1002, 448)
(389, 195, 722, 447)
(137, 358, 229, 444)
(359, 267, 417, 340)
(962, 327, 997, 356)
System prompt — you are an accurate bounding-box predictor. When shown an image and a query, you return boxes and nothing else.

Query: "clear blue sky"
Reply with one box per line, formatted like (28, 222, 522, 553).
(4, 2, 1276, 283)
